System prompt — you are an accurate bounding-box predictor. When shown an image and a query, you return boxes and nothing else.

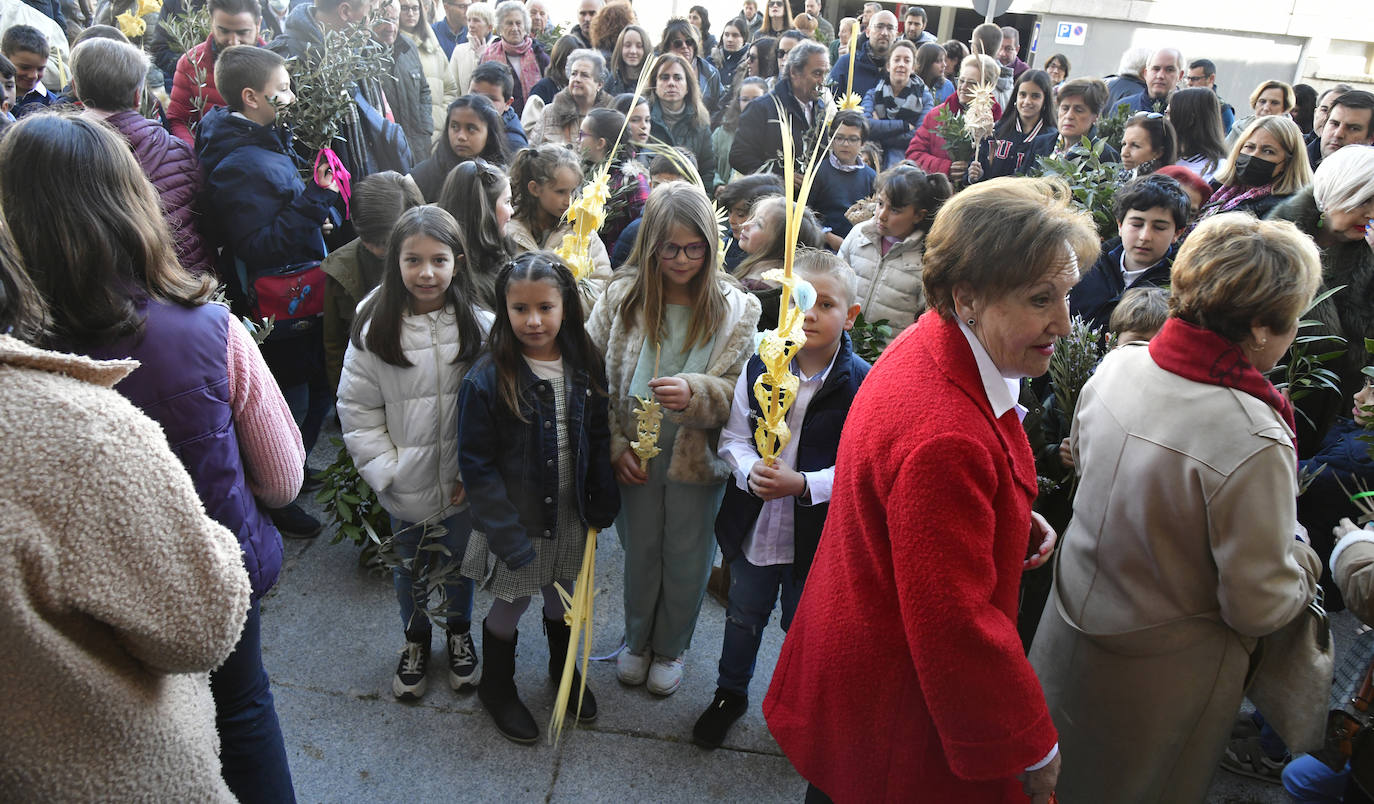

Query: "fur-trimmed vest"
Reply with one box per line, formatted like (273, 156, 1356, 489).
(1269, 188, 1374, 455)
(586, 276, 762, 485)
(530, 88, 614, 147)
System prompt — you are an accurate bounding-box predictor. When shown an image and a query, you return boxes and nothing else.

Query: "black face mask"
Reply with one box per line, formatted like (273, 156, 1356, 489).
(1232, 153, 1280, 187)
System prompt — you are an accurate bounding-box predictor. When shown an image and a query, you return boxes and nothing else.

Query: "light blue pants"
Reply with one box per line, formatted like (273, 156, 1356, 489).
(616, 424, 726, 658)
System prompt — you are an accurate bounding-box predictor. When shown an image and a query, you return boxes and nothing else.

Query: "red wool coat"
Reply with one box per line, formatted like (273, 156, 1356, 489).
(904, 94, 1002, 177)
(763, 311, 1057, 802)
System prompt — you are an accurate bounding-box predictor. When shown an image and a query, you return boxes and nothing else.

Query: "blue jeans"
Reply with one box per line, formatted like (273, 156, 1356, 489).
(210, 599, 295, 803)
(391, 511, 474, 636)
(280, 381, 331, 456)
(1283, 754, 1349, 803)
(716, 554, 803, 696)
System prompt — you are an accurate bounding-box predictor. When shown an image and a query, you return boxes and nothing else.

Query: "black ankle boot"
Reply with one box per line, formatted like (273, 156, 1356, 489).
(477, 620, 538, 744)
(544, 616, 597, 722)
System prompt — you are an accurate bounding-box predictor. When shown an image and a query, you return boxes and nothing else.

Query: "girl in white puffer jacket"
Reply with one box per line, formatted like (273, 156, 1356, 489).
(338, 206, 494, 702)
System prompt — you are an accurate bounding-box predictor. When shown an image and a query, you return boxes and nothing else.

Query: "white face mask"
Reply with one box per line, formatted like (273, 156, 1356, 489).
(269, 0, 289, 13)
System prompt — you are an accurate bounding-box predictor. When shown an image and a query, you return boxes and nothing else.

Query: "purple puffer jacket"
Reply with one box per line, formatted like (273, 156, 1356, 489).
(105, 110, 214, 277)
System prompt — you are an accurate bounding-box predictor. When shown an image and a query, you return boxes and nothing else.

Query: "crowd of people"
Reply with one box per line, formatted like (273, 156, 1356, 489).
(3, 0, 1374, 800)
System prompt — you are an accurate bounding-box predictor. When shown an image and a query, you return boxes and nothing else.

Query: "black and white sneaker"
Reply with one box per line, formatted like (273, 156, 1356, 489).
(447, 629, 479, 691)
(393, 637, 430, 700)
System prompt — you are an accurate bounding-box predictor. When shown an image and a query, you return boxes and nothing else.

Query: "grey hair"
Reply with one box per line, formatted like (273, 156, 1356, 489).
(71, 38, 148, 111)
(1314, 144, 1374, 213)
(786, 39, 827, 76)
(566, 47, 607, 84)
(493, 0, 529, 28)
(1116, 46, 1151, 77)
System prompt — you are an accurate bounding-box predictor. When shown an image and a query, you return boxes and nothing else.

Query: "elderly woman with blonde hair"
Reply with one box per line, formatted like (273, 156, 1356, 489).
(766, 177, 1100, 802)
(1029, 212, 1324, 802)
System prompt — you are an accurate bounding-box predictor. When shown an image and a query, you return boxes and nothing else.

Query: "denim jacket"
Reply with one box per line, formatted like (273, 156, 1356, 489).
(457, 354, 620, 570)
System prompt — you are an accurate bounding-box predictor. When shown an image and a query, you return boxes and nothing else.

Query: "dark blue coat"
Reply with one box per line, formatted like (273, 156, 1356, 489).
(457, 355, 620, 570)
(79, 300, 283, 601)
(1068, 237, 1174, 332)
(730, 75, 827, 177)
(714, 332, 870, 580)
(828, 39, 886, 100)
(1016, 129, 1120, 175)
(196, 105, 340, 276)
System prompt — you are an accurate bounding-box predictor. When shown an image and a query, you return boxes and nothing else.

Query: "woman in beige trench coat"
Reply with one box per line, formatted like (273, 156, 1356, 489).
(1029, 212, 1324, 803)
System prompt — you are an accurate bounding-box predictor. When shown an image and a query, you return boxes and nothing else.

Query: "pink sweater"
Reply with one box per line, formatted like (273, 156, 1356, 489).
(224, 320, 305, 507)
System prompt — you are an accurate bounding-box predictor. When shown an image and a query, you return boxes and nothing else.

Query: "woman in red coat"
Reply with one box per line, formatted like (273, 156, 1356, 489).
(763, 177, 1100, 803)
(906, 52, 1001, 181)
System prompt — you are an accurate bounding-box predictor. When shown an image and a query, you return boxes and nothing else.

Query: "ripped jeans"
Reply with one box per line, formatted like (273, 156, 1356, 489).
(715, 554, 803, 697)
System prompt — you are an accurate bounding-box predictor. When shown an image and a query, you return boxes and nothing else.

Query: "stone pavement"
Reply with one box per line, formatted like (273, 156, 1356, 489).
(259, 426, 1294, 802)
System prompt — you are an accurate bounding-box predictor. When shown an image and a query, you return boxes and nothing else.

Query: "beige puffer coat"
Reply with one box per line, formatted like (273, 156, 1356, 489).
(837, 220, 929, 332)
(0, 335, 251, 801)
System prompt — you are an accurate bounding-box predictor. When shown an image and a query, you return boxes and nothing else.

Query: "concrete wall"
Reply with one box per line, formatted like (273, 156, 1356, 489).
(1028, 15, 1306, 106)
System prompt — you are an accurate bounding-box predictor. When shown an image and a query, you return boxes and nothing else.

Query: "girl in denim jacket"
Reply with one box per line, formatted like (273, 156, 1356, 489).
(458, 252, 620, 744)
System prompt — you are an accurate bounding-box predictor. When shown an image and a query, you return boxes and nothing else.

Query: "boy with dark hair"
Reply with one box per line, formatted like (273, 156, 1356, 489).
(197, 44, 343, 538)
(693, 250, 871, 750)
(2, 25, 61, 118)
(809, 109, 876, 250)
(1070, 173, 1189, 331)
(469, 60, 528, 151)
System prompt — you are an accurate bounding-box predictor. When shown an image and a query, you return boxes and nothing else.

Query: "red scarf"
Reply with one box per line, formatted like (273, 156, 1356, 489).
(482, 37, 541, 100)
(1148, 318, 1297, 444)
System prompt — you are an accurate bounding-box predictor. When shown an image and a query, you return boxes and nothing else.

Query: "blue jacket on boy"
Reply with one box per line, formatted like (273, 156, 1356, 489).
(197, 105, 341, 276)
(502, 106, 529, 152)
(457, 356, 621, 571)
(1069, 236, 1175, 333)
(714, 331, 870, 581)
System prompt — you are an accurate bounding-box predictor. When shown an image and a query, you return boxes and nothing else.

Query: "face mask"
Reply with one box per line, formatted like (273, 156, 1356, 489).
(269, 0, 289, 13)
(1232, 153, 1279, 187)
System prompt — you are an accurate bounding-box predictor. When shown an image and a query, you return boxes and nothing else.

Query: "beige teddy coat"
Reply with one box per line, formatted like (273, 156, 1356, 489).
(587, 275, 761, 485)
(0, 335, 251, 801)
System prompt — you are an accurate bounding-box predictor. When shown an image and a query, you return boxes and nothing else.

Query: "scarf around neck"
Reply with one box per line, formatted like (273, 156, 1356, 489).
(1148, 317, 1297, 443)
(483, 37, 541, 97)
(1200, 182, 1273, 220)
(873, 80, 925, 127)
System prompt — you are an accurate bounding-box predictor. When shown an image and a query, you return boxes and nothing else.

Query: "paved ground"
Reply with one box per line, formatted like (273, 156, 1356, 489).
(259, 424, 1305, 802)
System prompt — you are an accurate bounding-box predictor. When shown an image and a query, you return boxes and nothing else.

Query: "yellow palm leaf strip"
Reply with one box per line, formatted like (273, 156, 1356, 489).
(549, 528, 599, 745)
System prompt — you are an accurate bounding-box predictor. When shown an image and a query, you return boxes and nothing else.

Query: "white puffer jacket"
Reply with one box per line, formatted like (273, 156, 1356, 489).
(837, 221, 930, 332)
(337, 299, 494, 523)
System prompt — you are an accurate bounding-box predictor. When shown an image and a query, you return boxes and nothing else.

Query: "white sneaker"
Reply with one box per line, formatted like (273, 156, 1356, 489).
(616, 647, 651, 685)
(647, 655, 685, 696)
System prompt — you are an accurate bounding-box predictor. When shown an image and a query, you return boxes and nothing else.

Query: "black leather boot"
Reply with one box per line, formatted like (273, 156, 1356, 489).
(477, 620, 538, 744)
(544, 616, 598, 722)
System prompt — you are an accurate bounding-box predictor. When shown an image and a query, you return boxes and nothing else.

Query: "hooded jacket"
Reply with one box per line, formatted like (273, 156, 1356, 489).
(196, 105, 339, 277)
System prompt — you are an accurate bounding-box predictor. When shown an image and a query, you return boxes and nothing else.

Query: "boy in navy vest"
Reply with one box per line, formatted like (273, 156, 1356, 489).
(692, 250, 871, 749)
(197, 44, 343, 537)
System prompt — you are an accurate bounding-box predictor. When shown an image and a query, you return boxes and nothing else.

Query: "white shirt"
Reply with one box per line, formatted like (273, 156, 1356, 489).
(957, 319, 1057, 771)
(1119, 250, 1159, 288)
(956, 319, 1025, 421)
(717, 345, 841, 566)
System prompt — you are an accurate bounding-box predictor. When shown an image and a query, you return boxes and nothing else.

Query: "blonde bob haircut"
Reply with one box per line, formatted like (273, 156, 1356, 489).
(1313, 144, 1374, 213)
(1168, 212, 1320, 344)
(619, 181, 732, 350)
(1248, 79, 1296, 114)
(922, 177, 1099, 318)
(1215, 114, 1312, 196)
